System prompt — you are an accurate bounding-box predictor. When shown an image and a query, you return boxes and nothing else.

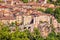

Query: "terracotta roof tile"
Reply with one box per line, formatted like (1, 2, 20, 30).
(0, 6, 7, 8)
(0, 16, 15, 20)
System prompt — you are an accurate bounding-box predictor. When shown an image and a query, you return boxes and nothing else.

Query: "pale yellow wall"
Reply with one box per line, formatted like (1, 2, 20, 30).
(1, 20, 9, 24)
(16, 16, 23, 24)
(39, 16, 50, 22)
(23, 16, 32, 25)
(9, 20, 16, 23)
(1, 20, 16, 24)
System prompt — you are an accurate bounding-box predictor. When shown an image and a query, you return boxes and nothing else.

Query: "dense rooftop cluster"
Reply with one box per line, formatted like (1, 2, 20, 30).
(0, 0, 60, 38)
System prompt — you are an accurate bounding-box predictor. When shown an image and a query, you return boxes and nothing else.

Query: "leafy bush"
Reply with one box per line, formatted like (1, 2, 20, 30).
(37, 8, 44, 12)
(45, 8, 53, 15)
(54, 8, 60, 23)
(0, 24, 60, 40)
(22, 0, 28, 3)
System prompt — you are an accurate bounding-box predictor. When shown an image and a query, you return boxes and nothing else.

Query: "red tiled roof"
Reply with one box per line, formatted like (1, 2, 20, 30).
(0, 6, 7, 8)
(0, 16, 15, 20)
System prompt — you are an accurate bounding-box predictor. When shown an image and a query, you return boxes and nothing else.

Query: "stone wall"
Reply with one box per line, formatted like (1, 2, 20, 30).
(0, 14, 59, 37)
(23, 15, 32, 25)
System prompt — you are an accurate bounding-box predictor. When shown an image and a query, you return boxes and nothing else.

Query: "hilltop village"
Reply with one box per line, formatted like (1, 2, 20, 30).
(0, 0, 60, 37)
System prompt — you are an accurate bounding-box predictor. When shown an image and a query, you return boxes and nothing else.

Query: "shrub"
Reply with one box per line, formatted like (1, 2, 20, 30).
(45, 8, 53, 15)
(37, 8, 44, 12)
(54, 8, 60, 23)
(22, 0, 28, 3)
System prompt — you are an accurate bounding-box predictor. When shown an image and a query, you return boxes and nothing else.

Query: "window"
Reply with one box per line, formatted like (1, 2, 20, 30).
(9, 8, 13, 10)
(14, 2, 16, 5)
(28, 27, 31, 29)
(24, 27, 26, 29)
(30, 19, 34, 24)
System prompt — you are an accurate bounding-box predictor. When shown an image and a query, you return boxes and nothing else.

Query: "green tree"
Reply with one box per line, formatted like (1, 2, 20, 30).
(10, 29, 30, 40)
(45, 8, 53, 15)
(56, 33, 60, 40)
(54, 7, 60, 23)
(32, 28, 44, 40)
(46, 30, 58, 40)
(22, 0, 28, 3)
(0, 26, 11, 40)
(47, 0, 52, 3)
(37, 8, 44, 12)
(57, 0, 60, 3)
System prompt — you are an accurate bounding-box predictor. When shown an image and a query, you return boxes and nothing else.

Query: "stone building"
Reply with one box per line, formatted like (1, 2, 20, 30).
(0, 16, 16, 24)
(23, 15, 33, 25)
(28, 0, 47, 4)
(2, 0, 21, 5)
(0, 1, 60, 37)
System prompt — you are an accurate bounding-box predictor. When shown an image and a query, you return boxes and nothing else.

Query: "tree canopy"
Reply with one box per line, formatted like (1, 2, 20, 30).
(22, 0, 28, 3)
(54, 7, 60, 23)
(45, 8, 53, 15)
(0, 24, 60, 40)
